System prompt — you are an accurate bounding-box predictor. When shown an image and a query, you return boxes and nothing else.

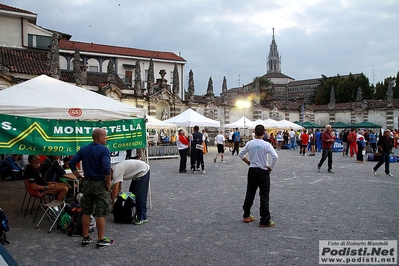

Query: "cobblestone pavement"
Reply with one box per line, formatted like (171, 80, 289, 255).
(1, 146, 398, 265)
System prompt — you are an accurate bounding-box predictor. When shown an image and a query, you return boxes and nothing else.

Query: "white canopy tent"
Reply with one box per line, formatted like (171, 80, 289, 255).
(164, 108, 220, 128)
(0, 75, 146, 120)
(0, 75, 153, 206)
(276, 119, 303, 130)
(260, 118, 280, 129)
(251, 119, 265, 126)
(224, 116, 254, 129)
(146, 116, 177, 128)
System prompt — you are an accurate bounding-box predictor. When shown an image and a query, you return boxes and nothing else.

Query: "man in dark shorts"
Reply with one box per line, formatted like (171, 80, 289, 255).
(69, 128, 115, 248)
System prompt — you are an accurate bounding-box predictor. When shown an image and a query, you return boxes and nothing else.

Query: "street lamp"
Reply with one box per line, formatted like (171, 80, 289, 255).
(236, 100, 251, 128)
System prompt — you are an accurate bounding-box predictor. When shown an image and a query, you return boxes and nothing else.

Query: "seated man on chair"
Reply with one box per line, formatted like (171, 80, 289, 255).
(0, 154, 23, 180)
(24, 155, 68, 201)
(39, 156, 66, 182)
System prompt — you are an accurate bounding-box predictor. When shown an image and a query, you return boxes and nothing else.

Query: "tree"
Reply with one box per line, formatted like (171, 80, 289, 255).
(252, 76, 273, 104)
(314, 75, 341, 105)
(356, 73, 373, 99)
(374, 77, 396, 100)
(393, 71, 399, 98)
(314, 73, 372, 104)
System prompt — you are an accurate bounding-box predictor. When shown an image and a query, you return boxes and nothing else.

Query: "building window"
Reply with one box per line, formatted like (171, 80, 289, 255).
(125, 71, 132, 85)
(88, 65, 98, 72)
(28, 34, 52, 49)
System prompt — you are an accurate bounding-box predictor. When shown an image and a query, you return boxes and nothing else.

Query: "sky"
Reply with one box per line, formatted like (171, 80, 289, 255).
(3, 0, 399, 95)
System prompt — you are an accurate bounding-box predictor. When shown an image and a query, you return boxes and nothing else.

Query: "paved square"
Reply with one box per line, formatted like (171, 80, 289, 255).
(1, 146, 398, 265)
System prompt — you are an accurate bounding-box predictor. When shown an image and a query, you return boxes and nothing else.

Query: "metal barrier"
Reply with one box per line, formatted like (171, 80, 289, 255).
(148, 146, 179, 159)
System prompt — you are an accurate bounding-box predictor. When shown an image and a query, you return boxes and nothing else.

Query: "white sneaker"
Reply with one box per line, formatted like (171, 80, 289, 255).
(221, 161, 225, 163)
(372, 168, 377, 175)
(202, 170, 206, 174)
(387, 173, 393, 177)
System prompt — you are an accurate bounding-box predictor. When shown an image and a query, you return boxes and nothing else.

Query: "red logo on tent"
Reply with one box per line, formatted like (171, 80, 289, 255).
(68, 108, 82, 117)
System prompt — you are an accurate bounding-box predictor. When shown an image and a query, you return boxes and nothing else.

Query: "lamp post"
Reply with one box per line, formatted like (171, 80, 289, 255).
(236, 100, 251, 128)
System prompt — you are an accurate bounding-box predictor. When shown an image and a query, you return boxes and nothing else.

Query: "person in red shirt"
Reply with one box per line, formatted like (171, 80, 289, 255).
(317, 125, 336, 173)
(347, 128, 358, 157)
(300, 129, 309, 156)
(176, 129, 190, 173)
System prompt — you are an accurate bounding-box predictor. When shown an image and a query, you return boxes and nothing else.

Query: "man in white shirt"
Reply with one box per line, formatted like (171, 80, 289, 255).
(214, 131, 226, 163)
(202, 129, 209, 152)
(111, 160, 150, 225)
(228, 129, 234, 151)
(239, 124, 278, 228)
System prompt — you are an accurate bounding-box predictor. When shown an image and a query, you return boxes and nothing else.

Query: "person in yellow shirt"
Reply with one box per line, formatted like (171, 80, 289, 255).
(170, 132, 177, 145)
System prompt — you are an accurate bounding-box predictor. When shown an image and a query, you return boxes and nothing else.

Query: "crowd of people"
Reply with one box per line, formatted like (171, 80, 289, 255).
(2, 123, 397, 249)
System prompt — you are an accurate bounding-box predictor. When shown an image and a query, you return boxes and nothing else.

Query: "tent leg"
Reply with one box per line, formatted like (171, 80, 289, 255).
(144, 145, 152, 209)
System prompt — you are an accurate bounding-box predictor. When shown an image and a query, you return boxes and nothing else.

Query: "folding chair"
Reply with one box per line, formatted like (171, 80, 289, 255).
(20, 189, 28, 211)
(23, 179, 46, 223)
(36, 200, 66, 233)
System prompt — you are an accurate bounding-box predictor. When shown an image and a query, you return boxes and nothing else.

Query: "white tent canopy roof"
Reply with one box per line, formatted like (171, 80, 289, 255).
(164, 108, 220, 127)
(258, 118, 280, 129)
(146, 116, 177, 128)
(249, 118, 303, 130)
(224, 116, 254, 128)
(251, 119, 265, 125)
(276, 119, 303, 130)
(0, 75, 145, 120)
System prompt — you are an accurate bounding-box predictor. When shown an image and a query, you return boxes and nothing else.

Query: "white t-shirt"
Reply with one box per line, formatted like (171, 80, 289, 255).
(111, 159, 150, 184)
(238, 139, 278, 171)
(215, 134, 225, 144)
(228, 131, 234, 140)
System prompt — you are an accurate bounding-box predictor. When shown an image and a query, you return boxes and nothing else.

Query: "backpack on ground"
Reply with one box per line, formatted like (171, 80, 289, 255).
(61, 193, 95, 236)
(63, 204, 84, 236)
(0, 208, 9, 244)
(113, 192, 136, 224)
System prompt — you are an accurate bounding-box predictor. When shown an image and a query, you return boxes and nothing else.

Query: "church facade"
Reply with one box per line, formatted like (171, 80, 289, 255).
(0, 3, 398, 131)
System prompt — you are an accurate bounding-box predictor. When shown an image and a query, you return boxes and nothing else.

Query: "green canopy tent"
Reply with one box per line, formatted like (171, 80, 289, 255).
(330, 121, 351, 128)
(293, 121, 323, 129)
(350, 121, 382, 129)
(305, 121, 323, 128)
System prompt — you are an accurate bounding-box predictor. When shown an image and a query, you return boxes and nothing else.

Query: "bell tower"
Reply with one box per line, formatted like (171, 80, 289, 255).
(267, 28, 281, 73)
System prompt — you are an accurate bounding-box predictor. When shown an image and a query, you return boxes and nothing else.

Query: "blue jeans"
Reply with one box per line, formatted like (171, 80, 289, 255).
(129, 170, 150, 220)
(289, 139, 296, 150)
(373, 152, 390, 174)
(243, 167, 271, 224)
(316, 141, 322, 152)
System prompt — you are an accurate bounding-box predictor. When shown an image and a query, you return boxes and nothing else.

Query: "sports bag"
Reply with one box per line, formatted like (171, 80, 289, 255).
(64, 204, 84, 236)
(113, 192, 136, 224)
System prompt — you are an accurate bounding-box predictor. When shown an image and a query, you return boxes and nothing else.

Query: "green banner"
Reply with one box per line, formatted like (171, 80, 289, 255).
(0, 113, 146, 155)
